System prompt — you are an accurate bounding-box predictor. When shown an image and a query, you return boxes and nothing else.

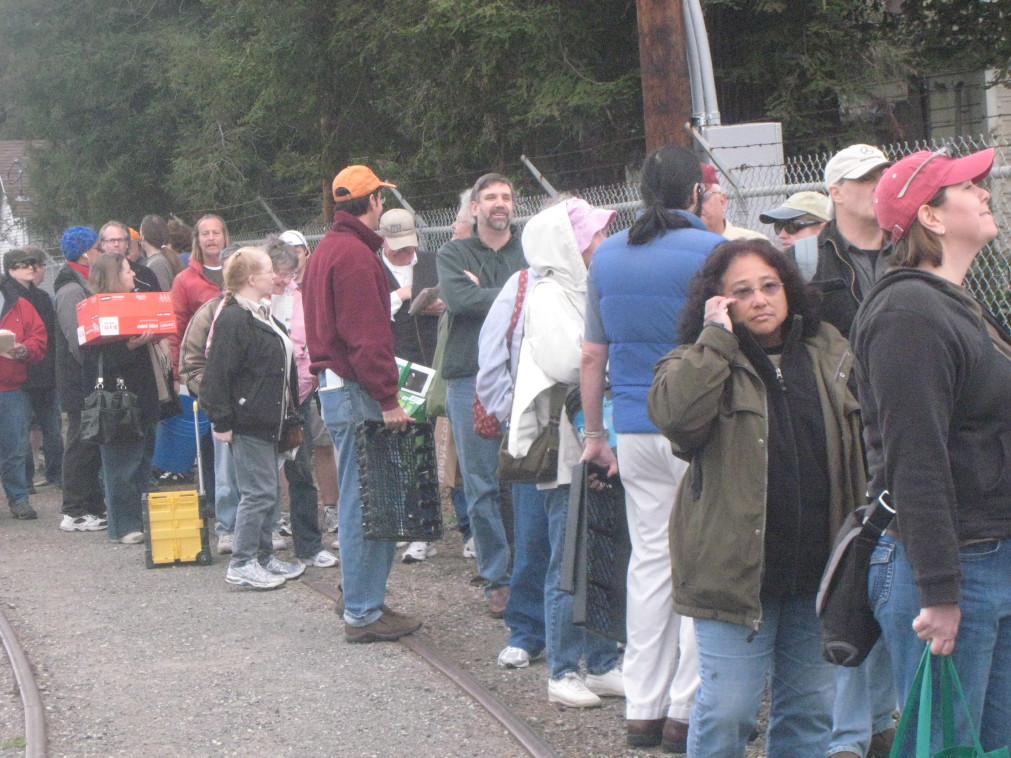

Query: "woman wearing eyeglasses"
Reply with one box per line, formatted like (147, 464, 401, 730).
(647, 238, 865, 757)
(852, 146, 1010, 754)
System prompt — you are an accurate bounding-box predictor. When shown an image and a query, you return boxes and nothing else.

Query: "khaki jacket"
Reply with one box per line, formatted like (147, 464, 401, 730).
(647, 321, 865, 630)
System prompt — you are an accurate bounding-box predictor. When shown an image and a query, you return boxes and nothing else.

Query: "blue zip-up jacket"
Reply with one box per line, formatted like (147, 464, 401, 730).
(586, 211, 723, 433)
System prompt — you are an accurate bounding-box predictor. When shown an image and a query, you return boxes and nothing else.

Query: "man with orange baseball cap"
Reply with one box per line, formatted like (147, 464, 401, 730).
(303, 165, 420, 643)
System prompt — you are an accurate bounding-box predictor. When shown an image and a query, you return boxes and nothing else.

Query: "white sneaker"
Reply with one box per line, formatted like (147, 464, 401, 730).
(396, 541, 409, 548)
(272, 531, 287, 551)
(217, 534, 233, 554)
(463, 536, 476, 559)
(331, 536, 340, 550)
(585, 666, 625, 697)
(497, 646, 532, 669)
(402, 541, 437, 563)
(59, 514, 107, 532)
(548, 672, 602, 708)
(306, 549, 338, 568)
(225, 561, 285, 589)
(120, 531, 145, 544)
(261, 556, 305, 580)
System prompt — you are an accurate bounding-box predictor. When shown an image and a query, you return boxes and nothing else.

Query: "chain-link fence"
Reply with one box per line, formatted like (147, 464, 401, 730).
(368, 134, 1008, 328)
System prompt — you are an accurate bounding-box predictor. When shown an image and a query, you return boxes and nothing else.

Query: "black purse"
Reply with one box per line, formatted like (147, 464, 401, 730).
(816, 490, 895, 666)
(81, 354, 145, 445)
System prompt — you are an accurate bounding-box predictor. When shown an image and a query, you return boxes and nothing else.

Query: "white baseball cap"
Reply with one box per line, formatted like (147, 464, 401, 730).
(824, 144, 891, 188)
(279, 230, 309, 249)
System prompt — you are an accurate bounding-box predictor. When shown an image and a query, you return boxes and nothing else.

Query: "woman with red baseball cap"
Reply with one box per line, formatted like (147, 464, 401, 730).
(851, 145, 1009, 755)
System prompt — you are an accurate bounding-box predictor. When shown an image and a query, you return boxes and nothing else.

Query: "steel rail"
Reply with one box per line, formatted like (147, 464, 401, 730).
(302, 578, 560, 758)
(0, 605, 47, 758)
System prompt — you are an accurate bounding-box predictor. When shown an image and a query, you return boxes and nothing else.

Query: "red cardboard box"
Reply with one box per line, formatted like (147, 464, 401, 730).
(77, 292, 176, 345)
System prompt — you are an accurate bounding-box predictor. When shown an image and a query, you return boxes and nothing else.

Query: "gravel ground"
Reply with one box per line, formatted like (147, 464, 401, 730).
(0, 484, 767, 758)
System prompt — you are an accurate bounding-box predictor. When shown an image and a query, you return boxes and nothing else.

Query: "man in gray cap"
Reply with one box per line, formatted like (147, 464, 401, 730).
(759, 191, 831, 250)
(787, 143, 892, 338)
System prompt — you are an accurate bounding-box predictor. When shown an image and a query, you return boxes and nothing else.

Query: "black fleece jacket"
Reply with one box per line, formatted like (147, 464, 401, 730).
(852, 268, 1011, 607)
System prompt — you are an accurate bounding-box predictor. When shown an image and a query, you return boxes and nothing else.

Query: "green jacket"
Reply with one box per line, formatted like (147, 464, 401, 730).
(435, 231, 525, 380)
(647, 320, 865, 630)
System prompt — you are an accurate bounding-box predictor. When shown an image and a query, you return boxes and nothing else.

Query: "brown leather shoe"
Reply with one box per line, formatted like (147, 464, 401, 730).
(626, 718, 665, 748)
(661, 717, 689, 753)
(344, 611, 422, 643)
(488, 586, 509, 618)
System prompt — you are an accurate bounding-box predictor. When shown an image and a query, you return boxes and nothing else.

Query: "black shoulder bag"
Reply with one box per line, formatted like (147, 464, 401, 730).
(81, 354, 145, 445)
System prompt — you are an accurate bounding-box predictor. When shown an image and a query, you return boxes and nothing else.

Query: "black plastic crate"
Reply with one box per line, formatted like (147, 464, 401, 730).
(582, 464, 630, 643)
(355, 420, 443, 542)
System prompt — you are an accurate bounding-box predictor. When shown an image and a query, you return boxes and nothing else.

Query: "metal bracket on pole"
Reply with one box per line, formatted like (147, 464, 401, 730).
(520, 155, 559, 198)
(256, 196, 287, 231)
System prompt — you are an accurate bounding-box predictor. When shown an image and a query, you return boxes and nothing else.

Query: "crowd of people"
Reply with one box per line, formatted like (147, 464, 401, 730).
(1, 139, 1007, 757)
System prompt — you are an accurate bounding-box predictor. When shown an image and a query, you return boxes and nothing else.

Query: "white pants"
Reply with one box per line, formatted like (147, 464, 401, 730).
(618, 433, 699, 721)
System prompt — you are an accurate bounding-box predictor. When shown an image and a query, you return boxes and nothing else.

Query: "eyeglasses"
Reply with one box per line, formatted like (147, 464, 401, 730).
(276, 271, 295, 282)
(773, 219, 822, 235)
(896, 144, 958, 199)
(103, 237, 129, 245)
(728, 280, 784, 301)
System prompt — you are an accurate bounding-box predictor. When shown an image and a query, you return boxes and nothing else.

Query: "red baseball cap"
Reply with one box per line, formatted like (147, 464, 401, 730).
(700, 163, 722, 192)
(873, 147, 994, 241)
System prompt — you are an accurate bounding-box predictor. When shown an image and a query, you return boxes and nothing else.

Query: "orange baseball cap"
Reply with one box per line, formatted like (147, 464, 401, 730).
(331, 165, 396, 203)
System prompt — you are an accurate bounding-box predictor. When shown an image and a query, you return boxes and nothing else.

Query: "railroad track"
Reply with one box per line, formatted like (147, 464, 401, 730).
(0, 605, 46, 758)
(0, 577, 562, 758)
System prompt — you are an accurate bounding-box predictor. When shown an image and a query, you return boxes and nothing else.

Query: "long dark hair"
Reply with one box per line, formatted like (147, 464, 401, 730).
(677, 239, 820, 344)
(628, 144, 703, 246)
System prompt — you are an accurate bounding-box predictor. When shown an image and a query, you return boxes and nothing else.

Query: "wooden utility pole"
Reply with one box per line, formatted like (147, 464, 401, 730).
(636, 0, 693, 151)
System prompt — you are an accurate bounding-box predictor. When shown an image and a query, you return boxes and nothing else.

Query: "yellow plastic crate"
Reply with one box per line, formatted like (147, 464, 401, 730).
(143, 491, 212, 568)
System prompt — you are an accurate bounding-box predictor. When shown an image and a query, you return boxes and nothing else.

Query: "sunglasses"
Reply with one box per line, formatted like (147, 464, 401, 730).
(11, 260, 44, 270)
(773, 219, 822, 235)
(896, 144, 958, 199)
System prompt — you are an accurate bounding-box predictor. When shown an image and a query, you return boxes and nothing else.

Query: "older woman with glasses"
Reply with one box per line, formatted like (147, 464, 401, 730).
(852, 146, 1011, 755)
(647, 238, 865, 757)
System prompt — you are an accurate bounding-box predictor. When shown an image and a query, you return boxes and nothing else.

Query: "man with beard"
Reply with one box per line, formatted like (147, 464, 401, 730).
(436, 173, 525, 618)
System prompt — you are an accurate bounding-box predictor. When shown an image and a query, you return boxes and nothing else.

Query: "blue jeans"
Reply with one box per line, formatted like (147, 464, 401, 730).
(451, 486, 470, 539)
(24, 386, 63, 485)
(828, 638, 897, 756)
(0, 389, 30, 508)
(212, 435, 239, 536)
(691, 593, 834, 757)
(870, 534, 1011, 755)
(545, 485, 620, 679)
(229, 434, 281, 565)
(505, 483, 547, 656)
(100, 427, 155, 539)
(319, 378, 396, 626)
(284, 396, 324, 559)
(445, 376, 510, 590)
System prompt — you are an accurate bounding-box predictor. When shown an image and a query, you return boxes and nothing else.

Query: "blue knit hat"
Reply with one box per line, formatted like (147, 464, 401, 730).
(60, 226, 98, 262)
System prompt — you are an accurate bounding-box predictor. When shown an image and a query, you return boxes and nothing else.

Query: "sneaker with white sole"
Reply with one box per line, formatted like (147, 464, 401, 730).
(59, 514, 107, 532)
(217, 534, 233, 554)
(272, 531, 287, 551)
(331, 536, 340, 550)
(225, 561, 285, 589)
(323, 505, 338, 533)
(402, 541, 437, 563)
(549, 672, 602, 708)
(261, 556, 305, 579)
(463, 536, 476, 559)
(498, 646, 536, 669)
(305, 549, 338, 568)
(585, 666, 625, 697)
(120, 531, 144, 544)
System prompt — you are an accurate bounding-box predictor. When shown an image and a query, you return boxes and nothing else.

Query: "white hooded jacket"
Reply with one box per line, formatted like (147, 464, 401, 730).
(507, 202, 586, 487)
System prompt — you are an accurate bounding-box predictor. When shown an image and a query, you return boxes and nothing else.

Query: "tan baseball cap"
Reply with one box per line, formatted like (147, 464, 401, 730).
(759, 191, 832, 224)
(379, 209, 419, 250)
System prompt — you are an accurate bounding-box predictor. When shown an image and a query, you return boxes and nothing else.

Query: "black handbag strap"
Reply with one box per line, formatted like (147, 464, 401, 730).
(861, 490, 895, 537)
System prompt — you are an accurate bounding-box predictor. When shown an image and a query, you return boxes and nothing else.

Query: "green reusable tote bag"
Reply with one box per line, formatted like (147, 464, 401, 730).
(890, 643, 1010, 757)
